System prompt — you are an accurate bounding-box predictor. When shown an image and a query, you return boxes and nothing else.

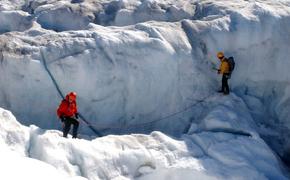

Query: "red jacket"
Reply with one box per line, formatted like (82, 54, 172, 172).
(57, 95, 78, 118)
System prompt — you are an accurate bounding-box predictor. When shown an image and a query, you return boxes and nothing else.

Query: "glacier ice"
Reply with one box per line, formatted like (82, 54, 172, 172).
(0, 0, 290, 179)
(0, 107, 287, 179)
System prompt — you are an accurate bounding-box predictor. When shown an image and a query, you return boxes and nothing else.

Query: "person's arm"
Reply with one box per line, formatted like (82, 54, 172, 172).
(74, 102, 79, 120)
(57, 100, 66, 121)
(218, 62, 223, 74)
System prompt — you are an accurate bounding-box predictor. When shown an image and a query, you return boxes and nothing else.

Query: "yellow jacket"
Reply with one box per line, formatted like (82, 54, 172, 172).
(219, 58, 230, 74)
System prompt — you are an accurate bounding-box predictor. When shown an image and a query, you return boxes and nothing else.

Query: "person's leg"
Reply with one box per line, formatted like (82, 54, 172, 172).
(223, 74, 230, 94)
(63, 118, 71, 138)
(222, 74, 226, 93)
(71, 118, 79, 138)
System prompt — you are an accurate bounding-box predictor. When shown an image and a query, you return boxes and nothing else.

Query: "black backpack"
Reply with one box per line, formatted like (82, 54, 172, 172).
(227, 56, 235, 73)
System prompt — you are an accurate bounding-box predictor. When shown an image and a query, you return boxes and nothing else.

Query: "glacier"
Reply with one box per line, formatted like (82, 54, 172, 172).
(0, 103, 286, 179)
(0, 0, 290, 179)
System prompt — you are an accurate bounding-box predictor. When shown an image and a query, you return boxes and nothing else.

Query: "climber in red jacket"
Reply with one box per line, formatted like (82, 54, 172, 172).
(57, 92, 79, 138)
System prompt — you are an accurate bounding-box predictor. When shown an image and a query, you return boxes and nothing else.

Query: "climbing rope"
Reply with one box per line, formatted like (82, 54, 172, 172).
(40, 50, 65, 99)
(40, 47, 209, 137)
(123, 98, 207, 129)
(81, 97, 208, 133)
(40, 48, 103, 137)
(78, 113, 103, 137)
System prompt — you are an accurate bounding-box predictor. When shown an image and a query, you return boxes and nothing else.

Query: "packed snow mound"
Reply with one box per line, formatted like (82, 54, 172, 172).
(0, 0, 25, 11)
(0, 11, 34, 34)
(0, 107, 287, 180)
(0, 0, 198, 31)
(20, 0, 196, 29)
(112, 0, 196, 26)
(187, 94, 257, 136)
(35, 6, 92, 32)
(8, 0, 290, 30)
(0, 146, 86, 180)
(0, 107, 29, 156)
(0, 108, 86, 180)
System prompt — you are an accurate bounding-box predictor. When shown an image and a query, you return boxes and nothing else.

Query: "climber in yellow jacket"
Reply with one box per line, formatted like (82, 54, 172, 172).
(217, 52, 230, 95)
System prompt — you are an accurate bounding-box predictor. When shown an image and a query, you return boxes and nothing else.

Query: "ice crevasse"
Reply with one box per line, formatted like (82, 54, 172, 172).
(0, 0, 290, 179)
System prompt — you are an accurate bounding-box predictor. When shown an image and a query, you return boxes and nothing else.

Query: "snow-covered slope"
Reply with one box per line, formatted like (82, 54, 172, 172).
(0, 0, 290, 179)
(0, 108, 86, 180)
(0, 104, 286, 179)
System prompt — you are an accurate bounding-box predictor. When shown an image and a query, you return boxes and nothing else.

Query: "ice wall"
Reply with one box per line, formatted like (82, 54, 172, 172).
(0, 21, 213, 135)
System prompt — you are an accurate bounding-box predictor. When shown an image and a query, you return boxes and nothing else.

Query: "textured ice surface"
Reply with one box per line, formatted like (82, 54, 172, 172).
(0, 107, 287, 179)
(0, 0, 290, 178)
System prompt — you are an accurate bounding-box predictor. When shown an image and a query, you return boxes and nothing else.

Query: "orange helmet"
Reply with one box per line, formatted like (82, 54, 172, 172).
(217, 52, 224, 59)
(68, 92, 77, 100)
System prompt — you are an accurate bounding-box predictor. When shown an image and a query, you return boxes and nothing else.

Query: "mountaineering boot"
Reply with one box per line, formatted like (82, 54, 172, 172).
(223, 92, 230, 95)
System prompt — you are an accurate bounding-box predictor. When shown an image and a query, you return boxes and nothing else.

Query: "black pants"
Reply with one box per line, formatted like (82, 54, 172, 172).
(222, 73, 230, 94)
(63, 117, 79, 138)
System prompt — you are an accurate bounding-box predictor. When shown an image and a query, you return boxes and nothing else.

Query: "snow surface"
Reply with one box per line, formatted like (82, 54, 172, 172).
(0, 107, 287, 179)
(0, 0, 290, 179)
(0, 108, 86, 180)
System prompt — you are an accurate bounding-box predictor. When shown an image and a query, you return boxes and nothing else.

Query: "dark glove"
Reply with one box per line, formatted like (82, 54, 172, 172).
(60, 116, 65, 122)
(75, 113, 79, 119)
